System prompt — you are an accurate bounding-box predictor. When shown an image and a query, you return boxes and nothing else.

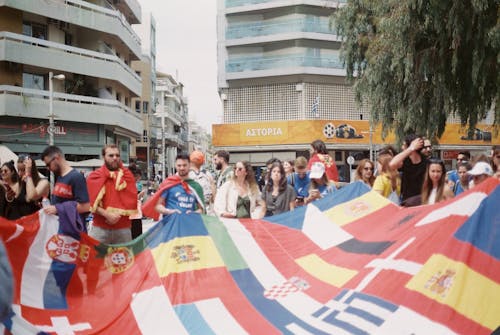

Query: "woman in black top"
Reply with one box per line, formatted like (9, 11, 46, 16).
(0, 159, 42, 220)
(261, 161, 296, 216)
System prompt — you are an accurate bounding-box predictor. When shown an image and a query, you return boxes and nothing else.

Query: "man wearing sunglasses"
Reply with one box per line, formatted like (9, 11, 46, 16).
(41, 145, 90, 228)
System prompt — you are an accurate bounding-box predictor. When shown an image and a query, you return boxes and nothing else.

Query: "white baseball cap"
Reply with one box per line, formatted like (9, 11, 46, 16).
(467, 162, 493, 176)
(309, 162, 325, 179)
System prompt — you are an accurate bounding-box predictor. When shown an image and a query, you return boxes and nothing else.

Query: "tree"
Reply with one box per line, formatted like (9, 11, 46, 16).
(335, 0, 499, 142)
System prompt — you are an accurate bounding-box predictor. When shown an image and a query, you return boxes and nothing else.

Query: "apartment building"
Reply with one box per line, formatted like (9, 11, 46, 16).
(0, 0, 143, 162)
(155, 72, 189, 177)
(188, 120, 212, 163)
(213, 0, 497, 178)
(132, 12, 156, 179)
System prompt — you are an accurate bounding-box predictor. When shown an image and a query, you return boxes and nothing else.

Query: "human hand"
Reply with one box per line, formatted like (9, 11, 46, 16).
(409, 138, 423, 152)
(105, 212, 121, 225)
(43, 205, 58, 215)
(309, 189, 320, 200)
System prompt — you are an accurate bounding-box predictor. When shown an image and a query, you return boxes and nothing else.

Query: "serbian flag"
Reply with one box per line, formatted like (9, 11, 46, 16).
(1, 179, 499, 334)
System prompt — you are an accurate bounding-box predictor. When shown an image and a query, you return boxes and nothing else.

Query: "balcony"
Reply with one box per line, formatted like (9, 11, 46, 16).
(226, 17, 336, 40)
(112, 0, 142, 24)
(225, 0, 346, 11)
(1, 0, 141, 59)
(0, 32, 141, 96)
(154, 106, 183, 126)
(0, 85, 143, 135)
(226, 53, 345, 79)
(226, 53, 344, 70)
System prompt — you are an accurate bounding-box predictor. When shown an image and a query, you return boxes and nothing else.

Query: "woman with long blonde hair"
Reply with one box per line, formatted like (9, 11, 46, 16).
(354, 159, 375, 187)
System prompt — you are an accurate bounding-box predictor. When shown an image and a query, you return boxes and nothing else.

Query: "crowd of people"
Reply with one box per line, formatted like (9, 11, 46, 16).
(0, 139, 499, 243)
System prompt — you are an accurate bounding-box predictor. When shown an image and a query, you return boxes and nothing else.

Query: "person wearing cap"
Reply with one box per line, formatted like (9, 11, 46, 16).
(305, 162, 336, 204)
(189, 150, 215, 214)
(467, 161, 493, 188)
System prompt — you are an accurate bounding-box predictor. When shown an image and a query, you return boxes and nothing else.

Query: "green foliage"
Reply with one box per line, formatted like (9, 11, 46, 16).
(336, 0, 499, 142)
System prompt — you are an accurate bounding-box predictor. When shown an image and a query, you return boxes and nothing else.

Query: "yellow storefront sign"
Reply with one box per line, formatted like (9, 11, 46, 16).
(213, 120, 498, 147)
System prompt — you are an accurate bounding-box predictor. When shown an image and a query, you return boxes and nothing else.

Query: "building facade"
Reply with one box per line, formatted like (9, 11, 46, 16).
(214, 0, 497, 180)
(132, 12, 156, 180)
(155, 72, 189, 177)
(0, 0, 143, 161)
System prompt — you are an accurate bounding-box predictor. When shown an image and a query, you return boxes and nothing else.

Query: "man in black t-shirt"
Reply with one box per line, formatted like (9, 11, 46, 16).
(389, 134, 428, 203)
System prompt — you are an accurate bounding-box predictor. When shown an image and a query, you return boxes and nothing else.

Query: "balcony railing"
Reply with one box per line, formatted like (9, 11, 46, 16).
(0, 32, 141, 95)
(65, 0, 140, 44)
(0, 85, 142, 134)
(226, 53, 343, 72)
(225, 0, 346, 8)
(226, 17, 336, 39)
(2, 0, 141, 58)
(154, 106, 183, 126)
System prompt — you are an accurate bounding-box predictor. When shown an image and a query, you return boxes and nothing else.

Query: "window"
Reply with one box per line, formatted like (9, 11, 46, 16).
(124, 97, 129, 107)
(22, 73, 45, 90)
(116, 92, 122, 102)
(135, 101, 141, 113)
(142, 101, 149, 114)
(22, 21, 47, 40)
(65, 32, 72, 46)
(143, 130, 148, 142)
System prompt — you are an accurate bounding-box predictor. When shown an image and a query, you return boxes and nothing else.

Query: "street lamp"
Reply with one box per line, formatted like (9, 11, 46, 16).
(48, 71, 65, 192)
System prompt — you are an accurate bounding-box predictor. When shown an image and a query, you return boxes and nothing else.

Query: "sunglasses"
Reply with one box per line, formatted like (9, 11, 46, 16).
(45, 156, 57, 167)
(235, 167, 245, 171)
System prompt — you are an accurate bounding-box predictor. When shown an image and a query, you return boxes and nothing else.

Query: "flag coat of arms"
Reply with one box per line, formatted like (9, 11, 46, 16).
(1, 178, 499, 334)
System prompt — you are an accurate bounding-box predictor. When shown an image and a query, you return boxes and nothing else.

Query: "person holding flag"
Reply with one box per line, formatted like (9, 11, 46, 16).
(86, 144, 138, 244)
(142, 153, 205, 220)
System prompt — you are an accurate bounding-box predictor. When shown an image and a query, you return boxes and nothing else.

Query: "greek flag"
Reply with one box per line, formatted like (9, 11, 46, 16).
(312, 95, 320, 117)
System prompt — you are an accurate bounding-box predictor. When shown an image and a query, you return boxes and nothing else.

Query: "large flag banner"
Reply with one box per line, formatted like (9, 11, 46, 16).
(1, 179, 499, 334)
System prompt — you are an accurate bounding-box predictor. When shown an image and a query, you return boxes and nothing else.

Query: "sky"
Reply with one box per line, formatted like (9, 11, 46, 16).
(137, 0, 222, 133)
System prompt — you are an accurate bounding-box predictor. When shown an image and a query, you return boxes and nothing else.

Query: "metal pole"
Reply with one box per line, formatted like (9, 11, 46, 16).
(48, 72, 55, 192)
(161, 114, 166, 180)
(369, 123, 373, 162)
